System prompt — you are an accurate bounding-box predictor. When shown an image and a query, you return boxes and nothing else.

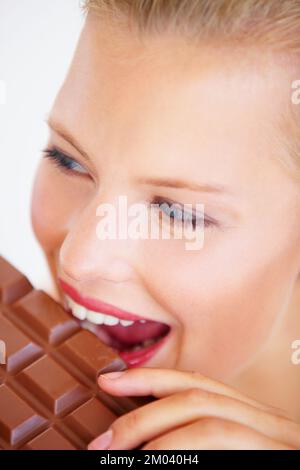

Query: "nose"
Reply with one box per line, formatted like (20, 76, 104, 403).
(59, 197, 137, 284)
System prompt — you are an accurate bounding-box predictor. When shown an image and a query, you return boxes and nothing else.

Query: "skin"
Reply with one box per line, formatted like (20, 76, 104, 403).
(31, 12, 300, 449)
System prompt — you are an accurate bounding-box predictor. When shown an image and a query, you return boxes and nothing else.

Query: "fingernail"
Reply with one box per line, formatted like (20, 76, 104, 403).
(88, 428, 113, 450)
(99, 371, 125, 380)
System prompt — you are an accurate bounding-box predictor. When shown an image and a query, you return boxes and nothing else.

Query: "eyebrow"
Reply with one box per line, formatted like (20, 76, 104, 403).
(137, 176, 233, 196)
(45, 116, 91, 162)
(45, 116, 232, 197)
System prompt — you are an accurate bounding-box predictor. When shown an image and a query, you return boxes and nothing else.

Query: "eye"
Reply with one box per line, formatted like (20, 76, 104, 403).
(151, 197, 216, 230)
(42, 147, 89, 176)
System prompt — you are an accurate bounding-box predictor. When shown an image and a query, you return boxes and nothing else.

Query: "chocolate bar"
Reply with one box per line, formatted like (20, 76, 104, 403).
(0, 256, 155, 449)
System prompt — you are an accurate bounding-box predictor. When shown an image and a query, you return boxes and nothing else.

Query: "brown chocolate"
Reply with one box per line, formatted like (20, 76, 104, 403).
(0, 256, 155, 449)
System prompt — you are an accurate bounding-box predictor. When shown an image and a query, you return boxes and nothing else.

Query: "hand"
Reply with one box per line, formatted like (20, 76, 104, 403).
(88, 368, 300, 450)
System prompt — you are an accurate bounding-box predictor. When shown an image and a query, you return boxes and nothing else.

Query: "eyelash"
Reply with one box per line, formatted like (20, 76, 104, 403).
(43, 146, 216, 230)
(42, 147, 88, 175)
(151, 197, 215, 230)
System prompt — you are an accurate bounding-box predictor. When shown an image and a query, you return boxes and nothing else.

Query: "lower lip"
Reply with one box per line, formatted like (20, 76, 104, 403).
(118, 333, 170, 368)
(62, 297, 171, 368)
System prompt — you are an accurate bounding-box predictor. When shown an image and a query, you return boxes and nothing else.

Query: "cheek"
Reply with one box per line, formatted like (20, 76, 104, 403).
(31, 160, 91, 261)
(31, 162, 63, 252)
(140, 230, 300, 380)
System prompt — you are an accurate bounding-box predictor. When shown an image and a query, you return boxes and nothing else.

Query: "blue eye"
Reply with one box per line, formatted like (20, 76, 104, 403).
(42, 147, 88, 175)
(151, 197, 215, 230)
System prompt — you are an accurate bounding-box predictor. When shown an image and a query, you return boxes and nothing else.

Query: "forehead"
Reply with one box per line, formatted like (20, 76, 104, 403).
(50, 13, 295, 189)
(54, 14, 293, 126)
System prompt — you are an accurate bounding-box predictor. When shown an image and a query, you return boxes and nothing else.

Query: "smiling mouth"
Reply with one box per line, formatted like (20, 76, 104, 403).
(61, 290, 171, 357)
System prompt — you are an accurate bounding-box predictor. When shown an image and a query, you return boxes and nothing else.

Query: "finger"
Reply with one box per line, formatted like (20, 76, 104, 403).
(140, 417, 297, 450)
(90, 388, 300, 450)
(98, 367, 288, 417)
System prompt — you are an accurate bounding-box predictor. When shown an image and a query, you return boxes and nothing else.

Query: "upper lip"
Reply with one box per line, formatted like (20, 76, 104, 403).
(59, 279, 151, 322)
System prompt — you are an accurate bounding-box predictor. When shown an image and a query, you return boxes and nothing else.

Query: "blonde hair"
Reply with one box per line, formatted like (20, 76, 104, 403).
(82, 0, 300, 50)
(81, 0, 300, 183)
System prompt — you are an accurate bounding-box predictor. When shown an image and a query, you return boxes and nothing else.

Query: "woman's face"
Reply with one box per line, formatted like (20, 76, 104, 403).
(31, 13, 300, 380)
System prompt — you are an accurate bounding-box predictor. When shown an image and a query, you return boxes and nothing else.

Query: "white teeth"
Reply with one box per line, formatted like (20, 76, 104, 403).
(66, 296, 140, 327)
(66, 296, 75, 311)
(72, 304, 87, 321)
(131, 344, 144, 351)
(66, 296, 87, 320)
(120, 319, 135, 327)
(103, 314, 120, 326)
(86, 311, 105, 325)
(130, 338, 157, 351)
(143, 338, 156, 347)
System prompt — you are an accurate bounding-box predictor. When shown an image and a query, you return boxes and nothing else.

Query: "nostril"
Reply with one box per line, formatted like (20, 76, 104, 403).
(59, 243, 136, 284)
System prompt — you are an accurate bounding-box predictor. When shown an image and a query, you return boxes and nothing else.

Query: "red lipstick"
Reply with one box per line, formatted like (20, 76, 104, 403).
(59, 279, 148, 322)
(59, 279, 171, 368)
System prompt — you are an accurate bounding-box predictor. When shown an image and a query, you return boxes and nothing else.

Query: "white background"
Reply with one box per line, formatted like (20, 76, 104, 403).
(0, 0, 85, 294)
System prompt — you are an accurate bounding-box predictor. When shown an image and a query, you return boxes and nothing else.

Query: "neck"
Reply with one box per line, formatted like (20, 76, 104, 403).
(229, 279, 300, 423)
